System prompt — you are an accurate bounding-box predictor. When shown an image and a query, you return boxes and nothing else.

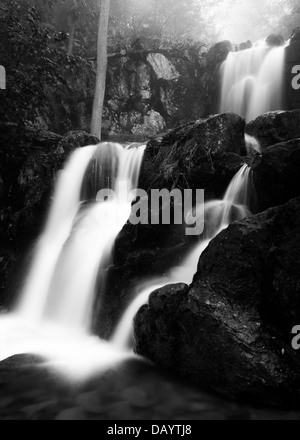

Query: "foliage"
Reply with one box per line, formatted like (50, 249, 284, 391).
(0, 0, 93, 131)
(108, 0, 222, 51)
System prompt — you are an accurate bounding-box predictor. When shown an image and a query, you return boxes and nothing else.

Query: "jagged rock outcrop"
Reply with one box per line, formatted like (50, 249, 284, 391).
(134, 197, 300, 407)
(139, 112, 246, 197)
(103, 50, 206, 139)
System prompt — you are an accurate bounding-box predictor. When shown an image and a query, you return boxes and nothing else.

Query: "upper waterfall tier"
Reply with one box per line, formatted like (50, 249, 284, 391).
(220, 42, 286, 122)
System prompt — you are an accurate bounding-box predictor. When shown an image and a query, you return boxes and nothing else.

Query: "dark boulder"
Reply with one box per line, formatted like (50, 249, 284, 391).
(206, 41, 233, 66)
(266, 34, 285, 47)
(140, 113, 246, 199)
(135, 197, 300, 406)
(251, 139, 300, 212)
(246, 110, 300, 150)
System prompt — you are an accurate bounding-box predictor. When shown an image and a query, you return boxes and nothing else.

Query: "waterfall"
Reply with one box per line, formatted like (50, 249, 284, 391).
(17, 142, 145, 331)
(220, 43, 286, 122)
(112, 164, 251, 351)
(0, 139, 251, 377)
(17, 145, 98, 323)
(0, 142, 145, 377)
(245, 134, 261, 155)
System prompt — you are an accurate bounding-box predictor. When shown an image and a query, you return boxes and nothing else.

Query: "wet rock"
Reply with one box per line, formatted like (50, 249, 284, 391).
(135, 198, 300, 406)
(132, 110, 166, 138)
(56, 130, 99, 158)
(139, 113, 246, 196)
(251, 139, 300, 212)
(76, 392, 102, 414)
(55, 408, 88, 421)
(246, 110, 300, 150)
(206, 41, 233, 66)
(239, 41, 252, 51)
(266, 34, 285, 47)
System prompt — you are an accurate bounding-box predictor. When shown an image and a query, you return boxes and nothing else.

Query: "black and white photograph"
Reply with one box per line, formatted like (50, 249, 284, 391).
(0, 0, 300, 423)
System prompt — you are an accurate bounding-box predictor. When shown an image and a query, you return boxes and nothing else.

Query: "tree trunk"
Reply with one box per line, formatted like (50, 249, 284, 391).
(68, 19, 76, 56)
(91, 0, 111, 140)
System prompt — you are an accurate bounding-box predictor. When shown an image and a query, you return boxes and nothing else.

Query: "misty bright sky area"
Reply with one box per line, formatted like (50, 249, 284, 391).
(212, 0, 296, 42)
(125, 0, 299, 45)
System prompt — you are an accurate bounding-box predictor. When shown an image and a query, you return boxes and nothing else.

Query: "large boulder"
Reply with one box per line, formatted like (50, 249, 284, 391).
(246, 110, 300, 150)
(135, 197, 300, 406)
(146, 53, 180, 81)
(206, 41, 233, 66)
(251, 139, 300, 212)
(140, 113, 246, 198)
(266, 34, 285, 47)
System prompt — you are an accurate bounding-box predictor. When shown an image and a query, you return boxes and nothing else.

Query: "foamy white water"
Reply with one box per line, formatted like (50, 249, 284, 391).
(220, 43, 286, 122)
(113, 164, 252, 351)
(0, 142, 146, 377)
(17, 145, 98, 322)
(245, 134, 261, 155)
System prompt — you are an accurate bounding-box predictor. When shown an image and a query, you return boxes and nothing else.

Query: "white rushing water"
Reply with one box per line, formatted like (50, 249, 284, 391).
(112, 164, 251, 351)
(0, 138, 252, 378)
(0, 142, 145, 378)
(220, 42, 286, 122)
(245, 134, 261, 155)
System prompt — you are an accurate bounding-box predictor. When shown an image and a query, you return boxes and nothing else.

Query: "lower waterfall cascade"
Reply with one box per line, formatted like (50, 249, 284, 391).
(0, 138, 253, 379)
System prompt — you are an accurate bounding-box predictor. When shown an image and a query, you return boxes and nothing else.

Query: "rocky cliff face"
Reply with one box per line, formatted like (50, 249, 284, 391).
(102, 45, 230, 140)
(45, 42, 232, 139)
